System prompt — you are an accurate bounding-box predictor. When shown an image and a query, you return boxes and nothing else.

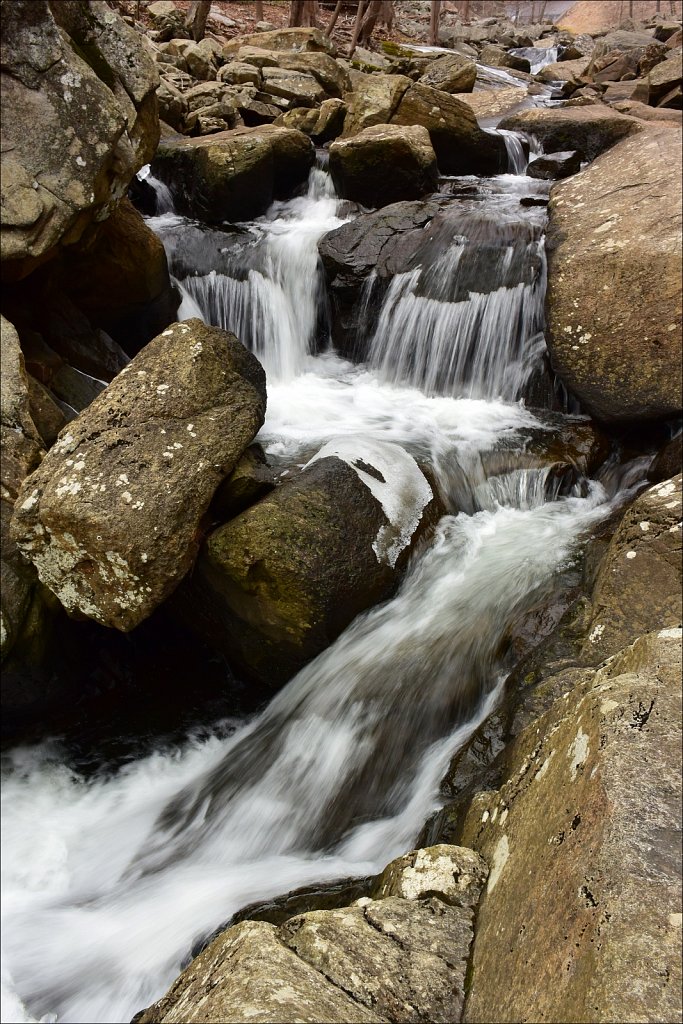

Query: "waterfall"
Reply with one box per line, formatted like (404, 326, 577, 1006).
(136, 163, 175, 215)
(174, 166, 347, 382)
(368, 199, 547, 400)
(497, 128, 529, 174)
(1, 129, 644, 1024)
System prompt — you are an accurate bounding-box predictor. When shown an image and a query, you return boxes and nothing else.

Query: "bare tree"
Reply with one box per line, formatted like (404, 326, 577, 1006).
(429, 0, 441, 44)
(462, 0, 470, 20)
(254, 0, 264, 19)
(185, 0, 211, 41)
(349, 0, 367, 54)
(290, 1, 319, 26)
(529, 2, 537, 23)
(538, 0, 547, 20)
(357, 0, 393, 45)
(325, 0, 343, 36)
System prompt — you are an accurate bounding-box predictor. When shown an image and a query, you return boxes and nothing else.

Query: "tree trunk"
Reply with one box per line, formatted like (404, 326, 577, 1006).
(513, 1, 521, 23)
(628, 0, 633, 16)
(530, 2, 537, 23)
(290, 1, 319, 26)
(462, 0, 470, 21)
(185, 0, 211, 41)
(254, 0, 264, 19)
(358, 0, 384, 45)
(538, 0, 547, 20)
(325, 0, 343, 36)
(349, 0, 367, 54)
(429, 0, 441, 44)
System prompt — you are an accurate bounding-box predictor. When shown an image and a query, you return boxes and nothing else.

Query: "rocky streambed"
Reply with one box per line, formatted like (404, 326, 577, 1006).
(1, 3, 681, 1024)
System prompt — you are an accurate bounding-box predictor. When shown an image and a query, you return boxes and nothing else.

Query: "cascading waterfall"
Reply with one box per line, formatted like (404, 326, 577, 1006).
(368, 194, 547, 400)
(1, 142, 647, 1024)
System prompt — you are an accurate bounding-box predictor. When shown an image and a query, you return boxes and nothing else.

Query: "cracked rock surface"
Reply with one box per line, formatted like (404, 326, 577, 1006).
(135, 844, 487, 1023)
(10, 319, 266, 631)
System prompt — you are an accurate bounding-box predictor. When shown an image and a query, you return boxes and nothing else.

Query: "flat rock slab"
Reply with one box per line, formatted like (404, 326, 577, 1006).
(11, 320, 266, 630)
(498, 104, 640, 160)
(545, 125, 682, 422)
(460, 628, 683, 1024)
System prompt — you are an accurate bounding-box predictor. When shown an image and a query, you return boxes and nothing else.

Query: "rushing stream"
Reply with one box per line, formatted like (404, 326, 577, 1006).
(2, 139, 646, 1024)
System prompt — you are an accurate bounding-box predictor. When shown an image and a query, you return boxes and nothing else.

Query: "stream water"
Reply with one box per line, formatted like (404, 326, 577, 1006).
(1, 137, 646, 1024)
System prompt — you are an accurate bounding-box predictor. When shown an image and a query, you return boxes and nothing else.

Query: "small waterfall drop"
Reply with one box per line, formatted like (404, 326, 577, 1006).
(177, 166, 347, 382)
(136, 163, 175, 215)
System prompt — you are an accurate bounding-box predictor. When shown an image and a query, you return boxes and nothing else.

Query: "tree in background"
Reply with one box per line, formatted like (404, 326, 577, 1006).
(357, 0, 394, 45)
(185, 0, 211, 40)
(429, 0, 441, 43)
(290, 1, 320, 26)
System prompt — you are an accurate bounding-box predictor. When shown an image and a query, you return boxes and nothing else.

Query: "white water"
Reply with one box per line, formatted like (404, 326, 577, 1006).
(2, 165, 645, 1024)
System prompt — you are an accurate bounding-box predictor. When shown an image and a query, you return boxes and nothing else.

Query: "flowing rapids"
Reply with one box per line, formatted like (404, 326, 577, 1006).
(2, 162, 645, 1024)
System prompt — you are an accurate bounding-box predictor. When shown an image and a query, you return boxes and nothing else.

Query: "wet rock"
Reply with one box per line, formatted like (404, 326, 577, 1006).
(581, 475, 682, 665)
(535, 57, 590, 83)
(177, 438, 439, 687)
(479, 45, 531, 73)
(649, 434, 683, 482)
(48, 363, 106, 413)
(137, 844, 486, 1024)
(498, 105, 639, 160)
(459, 628, 682, 1024)
(545, 125, 682, 423)
(318, 198, 446, 357)
(418, 53, 477, 93)
(209, 444, 277, 521)
(390, 83, 507, 175)
(0, 0, 159, 280)
(10, 320, 266, 631)
(329, 124, 438, 208)
(526, 149, 581, 179)
(342, 72, 412, 136)
(152, 125, 314, 223)
(55, 199, 178, 355)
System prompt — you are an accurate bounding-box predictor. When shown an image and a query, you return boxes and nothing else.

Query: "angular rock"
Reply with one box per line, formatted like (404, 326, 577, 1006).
(458, 87, 527, 122)
(581, 475, 682, 665)
(479, 45, 531, 73)
(418, 53, 477, 93)
(137, 919, 381, 1024)
(152, 125, 315, 223)
(602, 78, 650, 104)
(648, 51, 683, 105)
(611, 98, 682, 123)
(26, 375, 67, 448)
(527, 149, 581, 179)
(10, 320, 266, 630)
(545, 126, 682, 422)
(459, 628, 682, 1024)
(329, 124, 438, 208)
(261, 66, 327, 107)
(498, 105, 639, 160)
(342, 72, 412, 136)
(138, 843, 487, 1024)
(535, 57, 590, 82)
(223, 28, 335, 56)
(177, 438, 438, 686)
(391, 83, 507, 174)
(649, 434, 683, 482)
(217, 61, 261, 87)
(265, 51, 350, 98)
(0, 0, 159, 280)
(277, 98, 346, 143)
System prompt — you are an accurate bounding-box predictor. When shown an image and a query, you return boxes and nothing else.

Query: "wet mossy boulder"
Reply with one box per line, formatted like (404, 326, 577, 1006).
(151, 125, 315, 223)
(498, 105, 640, 161)
(329, 125, 438, 208)
(11, 320, 266, 631)
(176, 438, 441, 687)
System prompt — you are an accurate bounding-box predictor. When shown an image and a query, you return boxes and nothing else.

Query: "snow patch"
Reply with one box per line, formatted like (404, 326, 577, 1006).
(306, 437, 433, 568)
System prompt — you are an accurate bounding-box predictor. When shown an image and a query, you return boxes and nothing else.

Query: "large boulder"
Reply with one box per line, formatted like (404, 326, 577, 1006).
(648, 51, 683, 106)
(498, 105, 639, 160)
(581, 474, 682, 664)
(329, 125, 438, 208)
(418, 53, 477, 93)
(151, 125, 315, 223)
(535, 57, 591, 82)
(545, 126, 682, 422)
(260, 66, 327, 107)
(55, 198, 178, 354)
(390, 83, 507, 174)
(137, 844, 487, 1024)
(223, 28, 336, 56)
(176, 437, 439, 686)
(458, 87, 528, 122)
(342, 72, 412, 137)
(0, 0, 159, 281)
(458, 628, 682, 1024)
(10, 320, 267, 631)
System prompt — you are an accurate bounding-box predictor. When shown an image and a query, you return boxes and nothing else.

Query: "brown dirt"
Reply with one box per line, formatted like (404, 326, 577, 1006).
(558, 0, 681, 34)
